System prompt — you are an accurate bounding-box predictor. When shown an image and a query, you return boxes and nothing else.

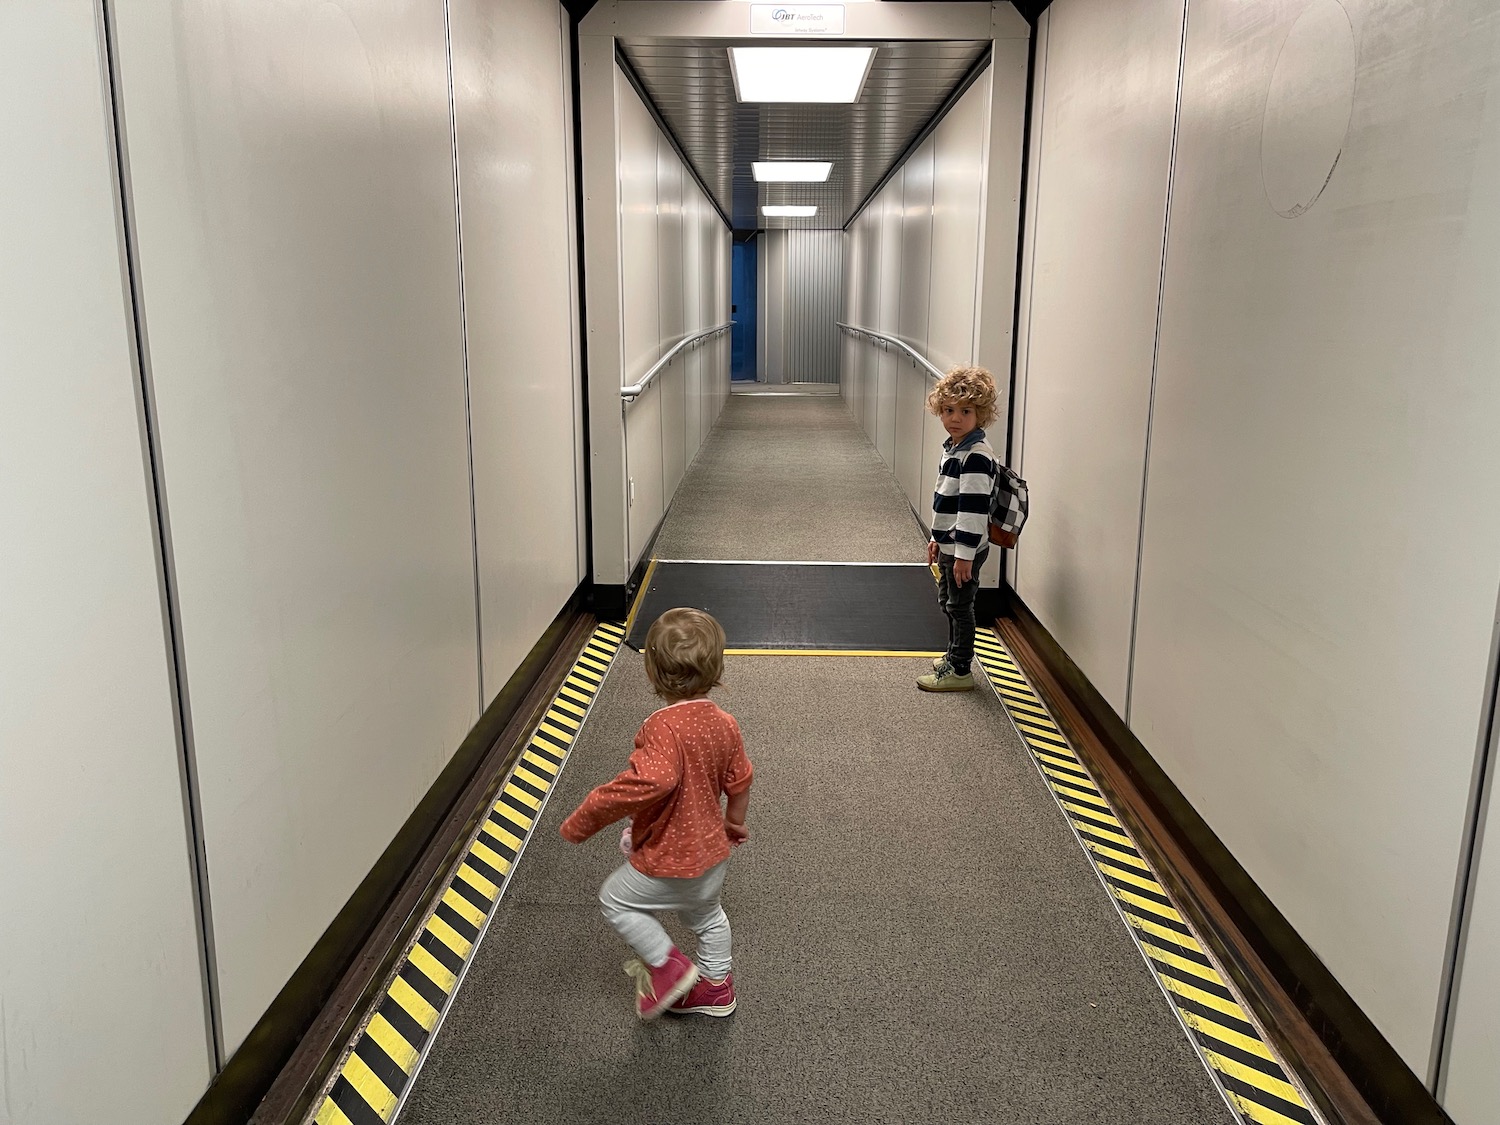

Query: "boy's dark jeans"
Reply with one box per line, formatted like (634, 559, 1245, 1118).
(937, 550, 987, 675)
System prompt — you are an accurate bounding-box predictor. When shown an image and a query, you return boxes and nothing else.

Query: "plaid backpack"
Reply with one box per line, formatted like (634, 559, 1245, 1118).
(988, 464, 1029, 548)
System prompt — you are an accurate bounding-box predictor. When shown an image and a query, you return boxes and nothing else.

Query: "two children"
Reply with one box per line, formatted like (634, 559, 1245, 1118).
(919, 365, 1001, 694)
(560, 608, 752, 1020)
(562, 365, 998, 1018)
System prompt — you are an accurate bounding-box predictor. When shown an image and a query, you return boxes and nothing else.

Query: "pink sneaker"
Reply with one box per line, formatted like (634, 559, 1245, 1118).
(623, 948, 699, 1020)
(670, 972, 736, 1017)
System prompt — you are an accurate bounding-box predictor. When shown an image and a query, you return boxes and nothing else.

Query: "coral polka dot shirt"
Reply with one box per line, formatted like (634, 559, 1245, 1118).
(560, 699, 753, 879)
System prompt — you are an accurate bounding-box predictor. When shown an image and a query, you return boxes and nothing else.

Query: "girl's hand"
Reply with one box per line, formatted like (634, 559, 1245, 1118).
(726, 820, 749, 846)
(619, 824, 633, 855)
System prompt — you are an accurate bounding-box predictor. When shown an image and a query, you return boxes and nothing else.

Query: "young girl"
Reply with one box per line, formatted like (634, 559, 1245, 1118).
(560, 608, 753, 1019)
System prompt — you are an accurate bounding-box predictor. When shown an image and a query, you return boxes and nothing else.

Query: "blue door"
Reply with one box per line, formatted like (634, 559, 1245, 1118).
(731, 238, 758, 381)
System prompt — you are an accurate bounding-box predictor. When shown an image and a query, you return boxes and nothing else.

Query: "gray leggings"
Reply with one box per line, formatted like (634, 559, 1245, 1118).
(598, 859, 732, 980)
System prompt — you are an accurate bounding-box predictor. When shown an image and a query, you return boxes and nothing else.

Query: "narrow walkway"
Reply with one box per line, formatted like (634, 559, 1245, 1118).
(650, 395, 924, 562)
(400, 655, 1234, 1124)
(385, 397, 1246, 1124)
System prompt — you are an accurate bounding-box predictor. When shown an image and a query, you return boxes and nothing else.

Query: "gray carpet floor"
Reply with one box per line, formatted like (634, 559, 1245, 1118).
(650, 396, 927, 563)
(399, 656, 1236, 1125)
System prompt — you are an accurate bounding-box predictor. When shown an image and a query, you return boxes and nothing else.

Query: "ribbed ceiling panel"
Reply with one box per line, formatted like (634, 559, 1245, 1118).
(618, 39, 990, 230)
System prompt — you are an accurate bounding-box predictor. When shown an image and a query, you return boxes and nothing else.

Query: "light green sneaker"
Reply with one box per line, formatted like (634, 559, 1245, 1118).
(932, 655, 949, 672)
(917, 665, 976, 692)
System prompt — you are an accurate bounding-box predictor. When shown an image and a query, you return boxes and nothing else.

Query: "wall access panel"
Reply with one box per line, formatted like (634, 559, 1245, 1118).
(1129, 0, 1500, 1074)
(896, 143, 935, 512)
(618, 70, 665, 565)
(1, 3, 212, 1120)
(110, 1, 480, 1051)
(684, 190, 705, 462)
(927, 74, 987, 375)
(449, 0, 587, 704)
(923, 73, 990, 530)
(1010, 0, 1184, 713)
(657, 134, 688, 501)
(876, 180, 906, 467)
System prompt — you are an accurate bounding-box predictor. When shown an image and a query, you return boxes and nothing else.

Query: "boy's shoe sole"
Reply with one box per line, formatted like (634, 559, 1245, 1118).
(917, 671, 976, 692)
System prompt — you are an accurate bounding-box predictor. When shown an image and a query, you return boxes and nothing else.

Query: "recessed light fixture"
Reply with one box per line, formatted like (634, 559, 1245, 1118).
(730, 47, 875, 103)
(753, 161, 833, 182)
(762, 205, 818, 217)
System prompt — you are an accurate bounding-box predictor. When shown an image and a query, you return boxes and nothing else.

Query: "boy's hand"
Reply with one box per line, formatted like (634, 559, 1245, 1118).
(954, 557, 973, 584)
(927, 541, 939, 566)
(726, 820, 749, 846)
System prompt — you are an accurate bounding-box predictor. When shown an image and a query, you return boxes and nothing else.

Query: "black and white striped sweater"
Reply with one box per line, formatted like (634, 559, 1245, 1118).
(930, 428, 996, 562)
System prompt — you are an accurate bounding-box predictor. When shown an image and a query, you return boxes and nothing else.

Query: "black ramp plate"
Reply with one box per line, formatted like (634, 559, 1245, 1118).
(625, 562, 950, 651)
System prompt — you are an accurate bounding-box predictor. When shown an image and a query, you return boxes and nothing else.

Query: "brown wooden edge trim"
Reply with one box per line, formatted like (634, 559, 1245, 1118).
(995, 588, 1453, 1125)
(181, 587, 596, 1125)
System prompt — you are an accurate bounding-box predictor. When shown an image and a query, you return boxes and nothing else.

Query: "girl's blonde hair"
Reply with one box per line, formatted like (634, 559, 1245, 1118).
(643, 608, 726, 700)
(926, 365, 999, 428)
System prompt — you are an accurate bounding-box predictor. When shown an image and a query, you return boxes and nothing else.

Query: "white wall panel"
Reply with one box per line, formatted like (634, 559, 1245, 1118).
(113, 0, 480, 1050)
(701, 204, 719, 443)
(684, 189, 705, 463)
(618, 74, 664, 565)
(861, 210, 881, 435)
(839, 228, 858, 407)
(0, 4, 212, 1119)
(450, 0, 584, 702)
(657, 136, 687, 501)
(1012, 0, 1184, 712)
(924, 76, 991, 537)
(928, 78, 987, 373)
(1130, 0, 1500, 1072)
(612, 70, 727, 569)
(897, 143, 935, 509)
(876, 183, 905, 465)
(717, 225, 731, 418)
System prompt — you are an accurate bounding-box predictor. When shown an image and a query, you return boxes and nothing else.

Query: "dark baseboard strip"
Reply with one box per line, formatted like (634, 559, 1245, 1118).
(183, 587, 594, 1125)
(996, 588, 1451, 1125)
(591, 548, 658, 624)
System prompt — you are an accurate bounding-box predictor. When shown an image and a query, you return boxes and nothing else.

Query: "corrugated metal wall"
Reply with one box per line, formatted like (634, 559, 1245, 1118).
(759, 229, 843, 383)
(785, 229, 843, 382)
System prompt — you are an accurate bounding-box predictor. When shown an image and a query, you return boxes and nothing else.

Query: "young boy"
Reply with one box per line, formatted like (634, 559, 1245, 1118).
(560, 608, 753, 1019)
(919, 365, 1000, 693)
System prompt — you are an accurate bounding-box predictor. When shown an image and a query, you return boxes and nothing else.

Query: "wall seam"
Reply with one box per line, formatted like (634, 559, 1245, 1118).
(1124, 0, 1191, 727)
(1010, 13, 1047, 594)
(442, 0, 485, 712)
(96, 0, 224, 1071)
(1430, 579, 1500, 1094)
(564, 7, 593, 588)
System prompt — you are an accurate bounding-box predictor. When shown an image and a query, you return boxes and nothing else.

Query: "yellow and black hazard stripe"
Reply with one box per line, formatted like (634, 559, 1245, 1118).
(306, 621, 627, 1125)
(972, 630, 1324, 1125)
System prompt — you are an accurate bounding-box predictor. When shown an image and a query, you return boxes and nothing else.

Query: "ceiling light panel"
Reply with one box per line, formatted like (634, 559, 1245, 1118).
(753, 161, 833, 182)
(619, 39, 991, 228)
(730, 47, 874, 103)
(762, 205, 818, 217)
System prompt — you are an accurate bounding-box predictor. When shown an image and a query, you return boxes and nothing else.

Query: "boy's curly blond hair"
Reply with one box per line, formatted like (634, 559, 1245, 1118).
(643, 608, 726, 700)
(926, 365, 999, 428)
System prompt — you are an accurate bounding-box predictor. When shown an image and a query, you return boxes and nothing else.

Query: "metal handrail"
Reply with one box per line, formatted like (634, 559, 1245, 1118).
(621, 321, 735, 401)
(836, 322, 945, 382)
